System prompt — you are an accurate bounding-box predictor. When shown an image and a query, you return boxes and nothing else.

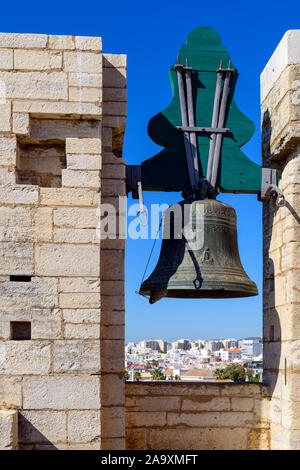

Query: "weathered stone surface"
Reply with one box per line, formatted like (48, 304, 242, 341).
(62, 309, 100, 323)
(0, 242, 33, 275)
(54, 228, 98, 243)
(0, 341, 51, 375)
(48, 35, 75, 50)
(0, 277, 58, 309)
(12, 112, 30, 135)
(35, 244, 100, 276)
(0, 376, 22, 408)
(60, 277, 100, 293)
(0, 49, 13, 70)
(0, 136, 16, 166)
(69, 87, 101, 103)
(13, 100, 101, 118)
(66, 137, 101, 154)
(54, 207, 98, 228)
(64, 52, 102, 73)
(59, 292, 100, 308)
(64, 323, 100, 339)
(68, 410, 100, 442)
(53, 340, 100, 373)
(69, 72, 102, 88)
(75, 36, 102, 51)
(0, 410, 18, 450)
(14, 50, 62, 70)
(62, 169, 101, 188)
(40, 187, 100, 207)
(0, 184, 38, 205)
(0, 33, 47, 49)
(0, 71, 67, 100)
(67, 154, 102, 170)
(19, 411, 66, 444)
(23, 376, 100, 410)
(0, 103, 11, 132)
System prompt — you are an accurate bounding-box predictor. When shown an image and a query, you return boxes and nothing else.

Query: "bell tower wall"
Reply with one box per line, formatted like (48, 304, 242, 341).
(0, 32, 126, 450)
(260, 30, 300, 450)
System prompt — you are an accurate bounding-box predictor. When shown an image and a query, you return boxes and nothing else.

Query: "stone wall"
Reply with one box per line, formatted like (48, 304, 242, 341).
(0, 33, 126, 450)
(260, 30, 300, 450)
(125, 383, 270, 450)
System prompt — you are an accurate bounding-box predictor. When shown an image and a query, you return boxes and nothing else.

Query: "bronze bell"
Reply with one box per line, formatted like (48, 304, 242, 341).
(139, 198, 258, 303)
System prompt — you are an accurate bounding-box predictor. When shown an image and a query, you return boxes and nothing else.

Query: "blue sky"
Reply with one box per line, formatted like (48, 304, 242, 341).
(1, 0, 299, 342)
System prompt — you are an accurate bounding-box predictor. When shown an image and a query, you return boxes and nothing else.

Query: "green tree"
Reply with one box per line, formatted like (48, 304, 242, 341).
(151, 368, 165, 381)
(134, 371, 141, 382)
(124, 370, 129, 380)
(214, 364, 246, 382)
(151, 359, 159, 368)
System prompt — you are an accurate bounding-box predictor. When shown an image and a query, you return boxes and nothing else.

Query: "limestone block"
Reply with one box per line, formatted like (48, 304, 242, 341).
(103, 101, 127, 117)
(62, 309, 100, 323)
(103, 67, 126, 88)
(220, 384, 262, 397)
(33, 207, 53, 242)
(68, 72, 102, 88)
(126, 396, 180, 412)
(66, 138, 101, 155)
(59, 292, 100, 308)
(101, 250, 125, 280)
(12, 113, 30, 135)
(39, 187, 100, 207)
(0, 184, 38, 205)
(0, 242, 33, 275)
(14, 50, 62, 70)
(48, 35, 75, 50)
(53, 340, 100, 373)
(75, 36, 102, 51)
(231, 397, 254, 412)
(69, 87, 101, 103)
(103, 87, 127, 102)
(0, 103, 11, 132)
(0, 341, 51, 375)
(54, 207, 98, 228)
(60, 277, 100, 293)
(23, 376, 100, 410)
(67, 154, 102, 170)
(181, 397, 230, 412)
(100, 339, 124, 372)
(102, 129, 112, 148)
(18, 411, 66, 444)
(282, 242, 300, 271)
(101, 416, 124, 439)
(64, 323, 100, 339)
(167, 411, 254, 428)
(102, 437, 125, 450)
(0, 168, 15, 185)
(103, 115, 126, 128)
(0, 410, 18, 450)
(101, 179, 126, 197)
(0, 33, 47, 49)
(54, 228, 98, 244)
(100, 309, 124, 326)
(127, 411, 167, 428)
(101, 373, 124, 406)
(103, 54, 126, 68)
(37, 443, 100, 450)
(13, 100, 101, 118)
(101, 280, 124, 296)
(101, 295, 124, 311)
(0, 206, 32, 228)
(0, 376, 22, 408)
(144, 428, 248, 451)
(248, 429, 270, 450)
(35, 243, 100, 276)
(102, 164, 125, 179)
(0, 71, 67, 100)
(64, 51, 102, 73)
(100, 325, 124, 340)
(68, 410, 100, 442)
(0, 136, 16, 166)
(0, 277, 58, 309)
(0, 49, 13, 70)
(62, 169, 101, 188)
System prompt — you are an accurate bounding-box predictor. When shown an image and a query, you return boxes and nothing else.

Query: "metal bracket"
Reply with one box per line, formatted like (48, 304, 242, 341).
(260, 168, 284, 206)
(177, 126, 230, 134)
(126, 165, 141, 199)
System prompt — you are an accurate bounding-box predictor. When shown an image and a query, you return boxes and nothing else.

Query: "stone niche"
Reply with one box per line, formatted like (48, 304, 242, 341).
(16, 118, 101, 187)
